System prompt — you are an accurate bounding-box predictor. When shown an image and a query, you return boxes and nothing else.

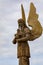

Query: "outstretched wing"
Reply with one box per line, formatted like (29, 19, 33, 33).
(21, 4, 26, 22)
(27, 2, 42, 40)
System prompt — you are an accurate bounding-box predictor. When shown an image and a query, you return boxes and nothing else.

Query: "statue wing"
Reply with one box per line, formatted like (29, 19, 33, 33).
(21, 4, 26, 23)
(27, 3, 42, 40)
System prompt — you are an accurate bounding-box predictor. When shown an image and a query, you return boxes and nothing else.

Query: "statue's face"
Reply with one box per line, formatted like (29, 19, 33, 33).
(18, 19, 25, 29)
(18, 22, 24, 27)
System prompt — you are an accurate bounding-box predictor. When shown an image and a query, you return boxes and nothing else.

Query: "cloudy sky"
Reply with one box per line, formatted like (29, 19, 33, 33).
(0, 0, 43, 65)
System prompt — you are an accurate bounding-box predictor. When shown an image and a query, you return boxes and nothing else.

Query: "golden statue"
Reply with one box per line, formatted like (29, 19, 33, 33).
(12, 2, 42, 65)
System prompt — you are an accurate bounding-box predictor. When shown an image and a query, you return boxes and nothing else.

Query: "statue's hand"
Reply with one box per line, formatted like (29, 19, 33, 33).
(12, 38, 16, 44)
(15, 34, 19, 39)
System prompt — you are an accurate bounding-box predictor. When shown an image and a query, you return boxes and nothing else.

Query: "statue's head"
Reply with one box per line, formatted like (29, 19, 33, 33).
(18, 18, 26, 28)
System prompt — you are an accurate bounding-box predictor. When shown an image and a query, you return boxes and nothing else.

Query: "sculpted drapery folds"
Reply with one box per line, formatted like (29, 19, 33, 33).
(12, 2, 42, 65)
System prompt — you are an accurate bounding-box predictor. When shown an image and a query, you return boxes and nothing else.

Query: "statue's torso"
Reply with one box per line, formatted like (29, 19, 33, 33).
(17, 27, 30, 58)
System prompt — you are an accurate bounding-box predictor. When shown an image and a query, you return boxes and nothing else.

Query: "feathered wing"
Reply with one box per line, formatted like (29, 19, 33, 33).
(27, 3, 42, 40)
(21, 4, 26, 23)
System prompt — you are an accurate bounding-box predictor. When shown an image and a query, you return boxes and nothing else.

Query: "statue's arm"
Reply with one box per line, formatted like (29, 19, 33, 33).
(16, 30, 35, 42)
(16, 32, 35, 42)
(16, 33, 30, 42)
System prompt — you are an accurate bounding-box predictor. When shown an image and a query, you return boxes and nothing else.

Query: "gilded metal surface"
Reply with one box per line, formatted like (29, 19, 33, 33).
(12, 2, 42, 65)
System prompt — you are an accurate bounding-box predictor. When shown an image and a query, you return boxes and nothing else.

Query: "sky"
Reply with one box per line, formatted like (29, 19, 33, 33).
(0, 0, 43, 65)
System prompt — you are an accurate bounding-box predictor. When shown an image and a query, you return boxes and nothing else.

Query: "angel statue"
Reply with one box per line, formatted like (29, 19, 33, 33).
(12, 2, 42, 65)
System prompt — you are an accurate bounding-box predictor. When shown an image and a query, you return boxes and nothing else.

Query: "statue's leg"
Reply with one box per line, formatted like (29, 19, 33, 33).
(19, 57, 30, 65)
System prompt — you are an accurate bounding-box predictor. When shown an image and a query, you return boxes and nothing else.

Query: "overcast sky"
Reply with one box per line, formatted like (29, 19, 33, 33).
(0, 0, 43, 65)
